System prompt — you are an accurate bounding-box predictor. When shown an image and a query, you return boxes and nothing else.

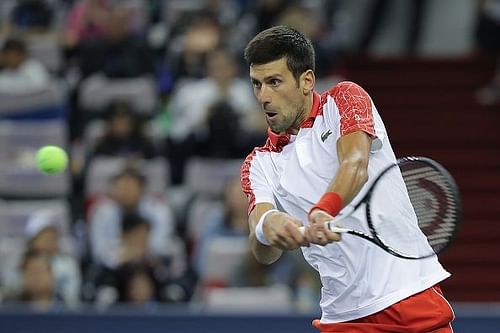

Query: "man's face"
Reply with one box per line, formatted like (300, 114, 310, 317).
(207, 50, 236, 85)
(2, 49, 24, 69)
(250, 58, 307, 133)
(31, 227, 59, 256)
(109, 113, 132, 139)
(112, 175, 143, 208)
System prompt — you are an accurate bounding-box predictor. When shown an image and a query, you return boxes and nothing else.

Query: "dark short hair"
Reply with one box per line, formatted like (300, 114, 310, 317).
(106, 100, 134, 120)
(244, 26, 315, 81)
(112, 167, 146, 187)
(1, 37, 26, 53)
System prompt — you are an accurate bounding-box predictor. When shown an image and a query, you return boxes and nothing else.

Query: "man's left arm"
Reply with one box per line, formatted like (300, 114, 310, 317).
(305, 130, 372, 245)
(327, 131, 372, 204)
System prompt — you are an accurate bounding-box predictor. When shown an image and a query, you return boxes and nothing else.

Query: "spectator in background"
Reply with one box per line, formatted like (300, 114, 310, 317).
(88, 212, 192, 304)
(190, 176, 319, 310)
(166, 48, 264, 183)
(64, 0, 111, 51)
(358, 0, 428, 55)
(113, 214, 186, 304)
(88, 167, 178, 269)
(0, 37, 50, 94)
(169, 48, 261, 141)
(79, 6, 153, 78)
(194, 100, 258, 158)
(117, 213, 152, 265)
(475, 0, 500, 105)
(64, 0, 147, 52)
(17, 250, 58, 310)
(24, 210, 81, 308)
(204, 0, 242, 29)
(114, 262, 160, 305)
(231, 250, 319, 312)
(168, 12, 222, 80)
(253, 0, 287, 32)
(9, 0, 54, 34)
(275, 2, 341, 79)
(93, 100, 158, 159)
(0, 210, 81, 308)
(193, 176, 249, 275)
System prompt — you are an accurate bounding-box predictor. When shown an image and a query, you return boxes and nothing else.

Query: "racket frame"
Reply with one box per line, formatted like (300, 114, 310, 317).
(324, 156, 462, 259)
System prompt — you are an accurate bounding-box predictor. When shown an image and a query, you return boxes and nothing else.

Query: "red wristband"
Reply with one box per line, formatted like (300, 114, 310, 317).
(309, 192, 343, 217)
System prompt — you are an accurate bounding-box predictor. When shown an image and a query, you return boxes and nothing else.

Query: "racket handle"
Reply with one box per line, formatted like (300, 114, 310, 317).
(299, 221, 349, 234)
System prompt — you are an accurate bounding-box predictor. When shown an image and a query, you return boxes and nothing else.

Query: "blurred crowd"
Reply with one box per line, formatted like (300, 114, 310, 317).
(0, 0, 340, 312)
(0, 0, 497, 312)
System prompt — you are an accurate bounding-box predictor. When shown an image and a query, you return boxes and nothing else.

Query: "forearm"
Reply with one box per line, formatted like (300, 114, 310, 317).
(326, 131, 371, 205)
(248, 203, 283, 264)
(306, 132, 371, 245)
(249, 232, 283, 264)
(326, 152, 368, 206)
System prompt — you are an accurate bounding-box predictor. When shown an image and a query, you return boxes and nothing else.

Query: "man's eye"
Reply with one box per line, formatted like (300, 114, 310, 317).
(252, 81, 261, 88)
(270, 79, 281, 86)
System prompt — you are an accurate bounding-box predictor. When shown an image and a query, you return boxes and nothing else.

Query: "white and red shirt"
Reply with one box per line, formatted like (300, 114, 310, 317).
(241, 81, 450, 323)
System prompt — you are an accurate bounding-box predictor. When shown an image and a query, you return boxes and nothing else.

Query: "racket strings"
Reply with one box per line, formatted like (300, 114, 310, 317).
(401, 163, 459, 253)
(367, 160, 459, 258)
(369, 166, 429, 257)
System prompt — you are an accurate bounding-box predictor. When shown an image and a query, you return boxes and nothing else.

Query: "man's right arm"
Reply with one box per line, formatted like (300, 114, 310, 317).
(248, 202, 309, 265)
(249, 203, 283, 264)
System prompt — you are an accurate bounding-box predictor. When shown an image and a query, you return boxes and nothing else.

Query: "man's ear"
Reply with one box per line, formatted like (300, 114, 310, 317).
(301, 69, 315, 94)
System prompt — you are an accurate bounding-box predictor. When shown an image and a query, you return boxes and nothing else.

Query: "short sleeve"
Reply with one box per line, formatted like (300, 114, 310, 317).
(332, 81, 375, 136)
(323, 81, 384, 152)
(241, 148, 276, 215)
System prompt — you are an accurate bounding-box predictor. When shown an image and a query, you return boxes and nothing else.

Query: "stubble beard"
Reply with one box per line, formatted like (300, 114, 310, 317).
(269, 105, 305, 133)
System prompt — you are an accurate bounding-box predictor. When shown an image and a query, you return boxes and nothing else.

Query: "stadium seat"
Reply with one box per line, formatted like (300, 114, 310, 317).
(204, 285, 294, 313)
(0, 120, 69, 198)
(185, 196, 223, 243)
(82, 120, 106, 151)
(85, 156, 170, 196)
(0, 199, 76, 291)
(0, 236, 25, 288)
(184, 158, 243, 197)
(0, 199, 71, 238)
(26, 34, 63, 73)
(200, 236, 248, 284)
(78, 75, 158, 115)
(83, 119, 162, 152)
(0, 80, 67, 119)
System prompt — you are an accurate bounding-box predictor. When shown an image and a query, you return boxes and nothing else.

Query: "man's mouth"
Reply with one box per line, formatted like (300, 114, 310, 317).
(265, 112, 278, 119)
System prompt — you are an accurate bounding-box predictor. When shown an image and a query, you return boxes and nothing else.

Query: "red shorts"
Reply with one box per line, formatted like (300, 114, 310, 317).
(313, 285, 454, 333)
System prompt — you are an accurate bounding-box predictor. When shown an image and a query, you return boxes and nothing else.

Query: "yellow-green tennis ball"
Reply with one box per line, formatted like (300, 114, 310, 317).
(36, 146, 68, 175)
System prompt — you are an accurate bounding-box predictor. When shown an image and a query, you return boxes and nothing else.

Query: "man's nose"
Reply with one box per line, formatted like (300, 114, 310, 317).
(257, 85, 272, 107)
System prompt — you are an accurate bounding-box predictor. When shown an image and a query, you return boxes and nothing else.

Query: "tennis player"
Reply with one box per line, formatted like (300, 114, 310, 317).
(241, 26, 454, 332)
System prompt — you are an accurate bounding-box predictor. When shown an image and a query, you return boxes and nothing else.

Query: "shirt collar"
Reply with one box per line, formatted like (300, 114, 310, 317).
(268, 91, 321, 150)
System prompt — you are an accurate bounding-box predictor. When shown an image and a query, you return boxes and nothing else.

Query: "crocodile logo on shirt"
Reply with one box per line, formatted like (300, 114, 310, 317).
(321, 129, 333, 142)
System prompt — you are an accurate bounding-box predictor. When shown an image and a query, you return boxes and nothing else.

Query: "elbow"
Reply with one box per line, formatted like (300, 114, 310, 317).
(250, 235, 281, 265)
(357, 166, 369, 186)
(254, 250, 280, 265)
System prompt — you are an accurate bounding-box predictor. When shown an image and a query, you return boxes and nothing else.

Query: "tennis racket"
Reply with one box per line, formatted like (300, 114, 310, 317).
(302, 156, 462, 259)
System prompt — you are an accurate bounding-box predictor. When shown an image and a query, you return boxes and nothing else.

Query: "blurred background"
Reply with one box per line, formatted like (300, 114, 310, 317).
(0, 0, 499, 332)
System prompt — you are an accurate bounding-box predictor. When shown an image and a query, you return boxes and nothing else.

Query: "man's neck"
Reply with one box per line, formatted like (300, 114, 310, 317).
(288, 92, 313, 135)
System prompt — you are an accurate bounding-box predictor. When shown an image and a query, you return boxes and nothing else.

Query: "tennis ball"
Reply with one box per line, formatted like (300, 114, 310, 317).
(36, 145, 68, 175)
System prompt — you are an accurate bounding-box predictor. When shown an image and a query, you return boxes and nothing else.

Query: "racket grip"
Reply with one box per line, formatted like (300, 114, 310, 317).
(299, 221, 349, 234)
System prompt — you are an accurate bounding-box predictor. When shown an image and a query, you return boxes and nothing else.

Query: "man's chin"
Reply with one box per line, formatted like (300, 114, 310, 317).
(268, 124, 282, 133)
(267, 118, 288, 133)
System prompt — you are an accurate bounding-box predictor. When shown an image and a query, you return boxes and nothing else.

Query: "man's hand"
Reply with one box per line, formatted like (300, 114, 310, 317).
(264, 211, 310, 250)
(306, 209, 341, 246)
